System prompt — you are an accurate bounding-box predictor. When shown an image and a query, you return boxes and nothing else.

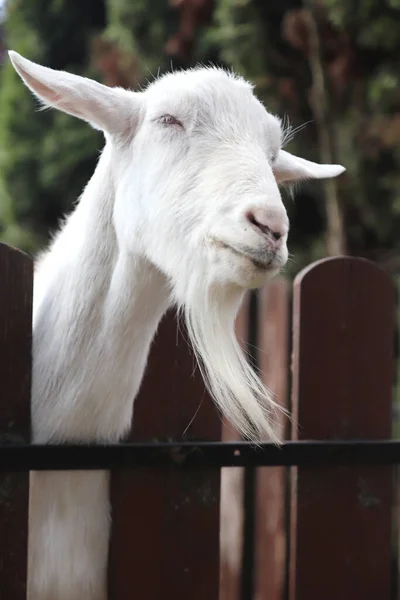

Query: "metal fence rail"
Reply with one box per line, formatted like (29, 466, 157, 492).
(1, 440, 400, 470)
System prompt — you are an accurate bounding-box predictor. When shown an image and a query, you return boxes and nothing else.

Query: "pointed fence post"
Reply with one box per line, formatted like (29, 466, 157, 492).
(0, 243, 33, 600)
(289, 257, 394, 600)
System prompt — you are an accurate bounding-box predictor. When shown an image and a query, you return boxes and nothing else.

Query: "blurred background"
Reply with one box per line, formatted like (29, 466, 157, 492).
(0, 0, 399, 277)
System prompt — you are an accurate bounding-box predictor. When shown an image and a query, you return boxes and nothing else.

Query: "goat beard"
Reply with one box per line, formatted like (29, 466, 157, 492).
(180, 280, 285, 443)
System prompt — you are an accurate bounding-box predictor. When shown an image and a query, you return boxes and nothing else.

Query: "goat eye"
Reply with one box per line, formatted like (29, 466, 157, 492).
(159, 114, 183, 128)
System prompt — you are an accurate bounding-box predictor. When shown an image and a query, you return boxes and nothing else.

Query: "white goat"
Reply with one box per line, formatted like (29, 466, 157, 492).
(8, 51, 344, 600)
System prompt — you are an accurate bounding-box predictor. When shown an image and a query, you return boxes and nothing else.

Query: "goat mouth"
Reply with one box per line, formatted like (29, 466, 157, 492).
(211, 239, 276, 271)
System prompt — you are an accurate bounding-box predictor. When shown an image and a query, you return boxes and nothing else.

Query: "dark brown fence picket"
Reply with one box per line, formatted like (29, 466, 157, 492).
(289, 257, 394, 600)
(254, 278, 290, 600)
(109, 310, 221, 600)
(0, 243, 33, 600)
(220, 294, 249, 600)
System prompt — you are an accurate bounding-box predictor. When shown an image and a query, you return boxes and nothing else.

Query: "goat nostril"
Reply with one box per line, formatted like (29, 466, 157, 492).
(246, 211, 284, 241)
(247, 211, 259, 228)
(246, 211, 270, 234)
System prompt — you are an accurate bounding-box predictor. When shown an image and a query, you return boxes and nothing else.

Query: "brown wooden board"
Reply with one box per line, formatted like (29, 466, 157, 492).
(254, 278, 290, 600)
(109, 310, 221, 600)
(289, 257, 394, 600)
(0, 243, 33, 600)
(220, 294, 249, 600)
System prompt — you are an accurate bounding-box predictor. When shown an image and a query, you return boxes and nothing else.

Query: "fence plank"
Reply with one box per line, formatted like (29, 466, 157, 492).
(0, 243, 33, 600)
(220, 294, 249, 600)
(109, 310, 221, 600)
(254, 278, 290, 600)
(289, 257, 394, 600)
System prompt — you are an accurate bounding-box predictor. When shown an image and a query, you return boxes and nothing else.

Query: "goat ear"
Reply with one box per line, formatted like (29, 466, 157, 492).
(8, 51, 138, 136)
(273, 149, 345, 183)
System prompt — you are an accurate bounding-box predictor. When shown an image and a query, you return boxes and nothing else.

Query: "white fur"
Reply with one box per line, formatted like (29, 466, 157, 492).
(8, 51, 345, 600)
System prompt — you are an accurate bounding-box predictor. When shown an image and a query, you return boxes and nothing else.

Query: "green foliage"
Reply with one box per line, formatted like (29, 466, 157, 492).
(104, 0, 184, 76)
(0, 0, 106, 253)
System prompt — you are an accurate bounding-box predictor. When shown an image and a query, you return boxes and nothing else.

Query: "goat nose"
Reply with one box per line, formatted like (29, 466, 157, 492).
(246, 208, 288, 241)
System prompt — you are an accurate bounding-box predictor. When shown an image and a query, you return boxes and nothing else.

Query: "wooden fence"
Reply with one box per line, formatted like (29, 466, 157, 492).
(0, 242, 397, 600)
